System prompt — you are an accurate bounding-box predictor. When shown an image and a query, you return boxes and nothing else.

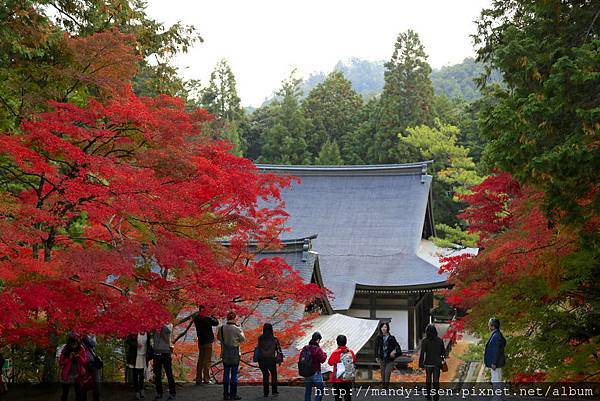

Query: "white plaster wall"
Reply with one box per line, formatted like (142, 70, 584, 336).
(346, 309, 370, 318)
(376, 310, 408, 351)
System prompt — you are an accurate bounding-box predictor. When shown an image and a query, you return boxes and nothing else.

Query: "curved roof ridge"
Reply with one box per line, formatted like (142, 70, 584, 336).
(257, 161, 434, 175)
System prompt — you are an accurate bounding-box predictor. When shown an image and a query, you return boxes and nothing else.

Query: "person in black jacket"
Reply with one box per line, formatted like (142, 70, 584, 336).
(193, 305, 219, 385)
(419, 324, 446, 401)
(374, 322, 401, 389)
(256, 323, 281, 397)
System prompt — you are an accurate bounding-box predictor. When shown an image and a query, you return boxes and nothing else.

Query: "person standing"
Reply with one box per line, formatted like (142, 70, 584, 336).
(152, 324, 176, 401)
(299, 332, 327, 401)
(82, 334, 101, 401)
(374, 322, 401, 389)
(484, 318, 506, 399)
(193, 306, 219, 385)
(127, 332, 150, 400)
(328, 335, 356, 401)
(59, 334, 92, 401)
(419, 324, 446, 401)
(256, 323, 281, 397)
(217, 312, 245, 401)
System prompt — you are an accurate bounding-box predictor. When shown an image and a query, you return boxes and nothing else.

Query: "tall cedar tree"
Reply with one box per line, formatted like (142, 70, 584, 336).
(369, 30, 435, 163)
(259, 73, 311, 164)
(302, 71, 363, 158)
(201, 60, 244, 155)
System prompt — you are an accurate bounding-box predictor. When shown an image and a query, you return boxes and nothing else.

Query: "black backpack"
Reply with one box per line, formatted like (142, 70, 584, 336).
(298, 346, 316, 377)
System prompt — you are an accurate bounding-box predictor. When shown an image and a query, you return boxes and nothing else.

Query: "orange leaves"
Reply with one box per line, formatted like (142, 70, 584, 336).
(63, 29, 140, 95)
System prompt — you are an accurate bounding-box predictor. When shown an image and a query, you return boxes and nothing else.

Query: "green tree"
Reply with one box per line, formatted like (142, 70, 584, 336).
(201, 60, 244, 155)
(239, 105, 275, 161)
(315, 139, 342, 165)
(475, 0, 599, 228)
(369, 30, 435, 163)
(302, 71, 363, 158)
(400, 122, 483, 240)
(341, 97, 379, 164)
(259, 72, 311, 164)
(0, 0, 201, 131)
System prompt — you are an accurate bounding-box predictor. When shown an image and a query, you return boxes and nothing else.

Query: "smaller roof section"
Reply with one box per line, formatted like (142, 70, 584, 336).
(293, 313, 380, 373)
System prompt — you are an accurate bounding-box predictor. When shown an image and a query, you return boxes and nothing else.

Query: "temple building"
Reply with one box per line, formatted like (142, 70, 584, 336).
(258, 162, 453, 354)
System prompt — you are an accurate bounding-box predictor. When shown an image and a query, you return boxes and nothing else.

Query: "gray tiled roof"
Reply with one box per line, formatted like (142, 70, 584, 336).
(258, 164, 448, 311)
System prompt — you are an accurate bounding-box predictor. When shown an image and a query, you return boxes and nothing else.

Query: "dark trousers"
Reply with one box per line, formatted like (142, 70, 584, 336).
(89, 368, 100, 401)
(425, 366, 441, 401)
(61, 383, 86, 401)
(333, 382, 352, 401)
(153, 353, 176, 396)
(223, 364, 239, 397)
(259, 361, 278, 396)
(132, 368, 144, 392)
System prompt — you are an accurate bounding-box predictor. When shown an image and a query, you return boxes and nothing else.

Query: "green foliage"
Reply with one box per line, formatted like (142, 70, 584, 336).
(200, 60, 245, 156)
(400, 122, 483, 230)
(315, 139, 342, 165)
(302, 71, 363, 157)
(432, 223, 478, 248)
(370, 30, 435, 163)
(341, 97, 380, 164)
(258, 72, 311, 164)
(472, 0, 600, 378)
(475, 0, 599, 229)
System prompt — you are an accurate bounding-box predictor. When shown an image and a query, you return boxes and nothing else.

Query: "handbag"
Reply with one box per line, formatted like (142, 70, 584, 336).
(86, 346, 103, 370)
(253, 346, 260, 363)
(275, 341, 284, 365)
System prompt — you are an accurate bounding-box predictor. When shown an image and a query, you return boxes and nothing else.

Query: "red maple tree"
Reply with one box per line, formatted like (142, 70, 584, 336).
(440, 173, 600, 380)
(0, 89, 323, 354)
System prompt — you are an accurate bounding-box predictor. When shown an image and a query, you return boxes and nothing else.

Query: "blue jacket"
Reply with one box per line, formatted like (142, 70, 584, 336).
(484, 329, 506, 368)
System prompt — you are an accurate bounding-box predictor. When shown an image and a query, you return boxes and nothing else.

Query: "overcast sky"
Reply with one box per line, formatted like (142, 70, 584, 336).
(145, 0, 492, 107)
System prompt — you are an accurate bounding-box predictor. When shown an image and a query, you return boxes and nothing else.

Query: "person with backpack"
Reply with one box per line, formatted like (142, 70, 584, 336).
(255, 323, 282, 397)
(217, 312, 245, 401)
(299, 332, 327, 401)
(419, 324, 446, 401)
(152, 324, 176, 401)
(328, 335, 356, 401)
(192, 306, 219, 385)
(374, 322, 401, 389)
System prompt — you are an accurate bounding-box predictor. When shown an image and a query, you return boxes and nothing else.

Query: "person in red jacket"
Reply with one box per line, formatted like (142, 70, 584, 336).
(328, 335, 356, 401)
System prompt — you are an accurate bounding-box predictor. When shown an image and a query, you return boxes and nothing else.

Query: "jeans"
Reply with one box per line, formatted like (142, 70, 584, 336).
(153, 353, 176, 396)
(223, 364, 239, 398)
(304, 371, 324, 401)
(425, 366, 440, 401)
(259, 361, 278, 396)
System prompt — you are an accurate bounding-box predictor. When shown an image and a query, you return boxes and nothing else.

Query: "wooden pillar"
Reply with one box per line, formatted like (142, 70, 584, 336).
(369, 293, 377, 319)
(408, 306, 415, 350)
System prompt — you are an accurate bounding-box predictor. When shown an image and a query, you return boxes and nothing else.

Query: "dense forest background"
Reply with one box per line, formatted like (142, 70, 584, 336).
(197, 36, 500, 247)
